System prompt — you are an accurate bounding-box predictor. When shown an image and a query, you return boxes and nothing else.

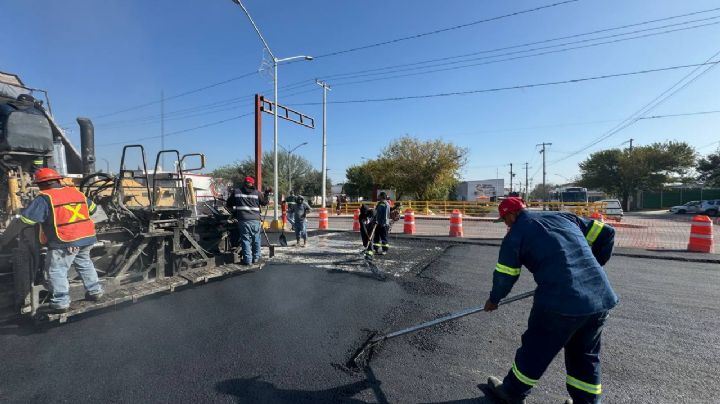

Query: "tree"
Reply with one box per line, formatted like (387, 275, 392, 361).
(344, 164, 375, 199)
(211, 151, 329, 199)
(529, 183, 556, 201)
(344, 136, 468, 200)
(578, 141, 696, 209)
(697, 148, 720, 187)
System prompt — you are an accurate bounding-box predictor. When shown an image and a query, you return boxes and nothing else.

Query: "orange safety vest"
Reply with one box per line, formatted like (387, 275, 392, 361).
(38, 187, 96, 244)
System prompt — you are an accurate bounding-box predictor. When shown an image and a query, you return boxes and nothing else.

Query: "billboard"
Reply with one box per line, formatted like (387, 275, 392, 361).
(457, 179, 504, 201)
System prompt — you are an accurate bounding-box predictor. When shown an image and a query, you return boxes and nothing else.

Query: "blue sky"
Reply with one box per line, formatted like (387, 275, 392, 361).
(2, 0, 719, 190)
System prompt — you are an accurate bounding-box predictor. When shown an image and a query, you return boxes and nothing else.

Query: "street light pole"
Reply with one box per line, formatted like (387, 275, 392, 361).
(230, 0, 313, 227)
(279, 142, 308, 195)
(316, 80, 331, 208)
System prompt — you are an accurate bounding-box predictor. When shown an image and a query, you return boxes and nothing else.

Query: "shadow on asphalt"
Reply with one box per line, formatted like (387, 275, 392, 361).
(216, 367, 493, 404)
(216, 375, 376, 403)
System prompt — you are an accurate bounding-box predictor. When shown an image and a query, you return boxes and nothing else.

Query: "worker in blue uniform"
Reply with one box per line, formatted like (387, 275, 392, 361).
(484, 197, 618, 404)
(373, 192, 391, 255)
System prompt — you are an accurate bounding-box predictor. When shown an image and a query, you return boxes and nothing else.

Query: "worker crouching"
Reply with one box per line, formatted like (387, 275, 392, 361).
(226, 176, 269, 265)
(0, 168, 103, 313)
(484, 197, 617, 404)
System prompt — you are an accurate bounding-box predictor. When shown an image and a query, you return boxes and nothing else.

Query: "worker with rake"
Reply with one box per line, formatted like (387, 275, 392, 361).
(484, 197, 617, 404)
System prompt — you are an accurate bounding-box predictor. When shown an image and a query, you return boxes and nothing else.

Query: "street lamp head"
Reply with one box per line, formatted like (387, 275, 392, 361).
(304, 56, 314, 61)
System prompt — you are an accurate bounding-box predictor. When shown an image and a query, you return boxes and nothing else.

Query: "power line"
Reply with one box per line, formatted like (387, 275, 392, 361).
(551, 49, 720, 164)
(326, 20, 720, 89)
(321, 12, 720, 82)
(91, 71, 258, 120)
(312, 0, 581, 59)
(290, 61, 720, 106)
(96, 113, 253, 147)
(638, 109, 720, 120)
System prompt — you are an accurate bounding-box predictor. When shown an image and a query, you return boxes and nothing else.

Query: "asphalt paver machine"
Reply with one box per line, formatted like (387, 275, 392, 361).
(0, 72, 257, 323)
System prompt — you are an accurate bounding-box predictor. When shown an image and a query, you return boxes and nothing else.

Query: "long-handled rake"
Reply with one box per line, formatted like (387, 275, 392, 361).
(348, 290, 535, 369)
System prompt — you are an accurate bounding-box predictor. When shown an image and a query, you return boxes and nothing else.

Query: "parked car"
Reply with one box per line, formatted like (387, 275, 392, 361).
(699, 199, 720, 216)
(599, 199, 623, 220)
(669, 200, 720, 215)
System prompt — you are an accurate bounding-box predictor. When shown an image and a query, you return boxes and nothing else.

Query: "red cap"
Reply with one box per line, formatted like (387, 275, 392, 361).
(244, 176, 255, 185)
(496, 197, 526, 221)
(34, 168, 63, 184)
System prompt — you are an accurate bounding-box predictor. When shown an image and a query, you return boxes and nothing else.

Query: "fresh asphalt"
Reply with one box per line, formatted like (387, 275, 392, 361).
(0, 239, 718, 403)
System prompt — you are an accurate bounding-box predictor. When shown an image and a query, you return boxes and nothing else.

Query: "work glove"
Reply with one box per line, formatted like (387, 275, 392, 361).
(483, 299, 498, 312)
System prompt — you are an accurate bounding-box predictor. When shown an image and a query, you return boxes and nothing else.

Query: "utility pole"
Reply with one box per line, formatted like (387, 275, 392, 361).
(629, 138, 634, 151)
(160, 90, 165, 170)
(509, 163, 515, 193)
(524, 162, 529, 200)
(537, 142, 552, 204)
(316, 80, 331, 208)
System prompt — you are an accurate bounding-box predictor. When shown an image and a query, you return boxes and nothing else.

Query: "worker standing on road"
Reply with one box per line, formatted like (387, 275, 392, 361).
(285, 190, 297, 230)
(293, 195, 311, 247)
(484, 197, 617, 404)
(226, 176, 269, 265)
(0, 168, 103, 313)
(373, 192, 391, 255)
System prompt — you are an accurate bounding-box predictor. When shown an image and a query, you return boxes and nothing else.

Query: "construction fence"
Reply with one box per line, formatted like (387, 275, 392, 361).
(308, 201, 720, 252)
(639, 188, 720, 209)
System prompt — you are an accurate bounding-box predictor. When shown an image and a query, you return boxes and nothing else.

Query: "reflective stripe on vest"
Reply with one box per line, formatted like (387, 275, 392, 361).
(39, 187, 96, 243)
(585, 220, 605, 246)
(233, 206, 260, 212)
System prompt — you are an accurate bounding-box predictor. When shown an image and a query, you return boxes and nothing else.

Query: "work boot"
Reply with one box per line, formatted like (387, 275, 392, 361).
(302, 239, 307, 247)
(487, 376, 526, 404)
(85, 291, 104, 301)
(49, 305, 69, 314)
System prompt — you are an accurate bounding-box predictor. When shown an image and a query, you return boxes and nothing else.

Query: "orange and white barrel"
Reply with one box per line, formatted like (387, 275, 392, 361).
(352, 209, 361, 232)
(318, 208, 329, 230)
(449, 209, 463, 237)
(403, 209, 416, 235)
(688, 215, 713, 253)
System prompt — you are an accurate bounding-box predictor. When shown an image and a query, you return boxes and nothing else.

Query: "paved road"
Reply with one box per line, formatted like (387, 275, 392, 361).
(0, 236, 718, 403)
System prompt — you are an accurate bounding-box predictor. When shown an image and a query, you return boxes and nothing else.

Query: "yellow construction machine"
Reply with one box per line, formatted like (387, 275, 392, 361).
(0, 71, 256, 323)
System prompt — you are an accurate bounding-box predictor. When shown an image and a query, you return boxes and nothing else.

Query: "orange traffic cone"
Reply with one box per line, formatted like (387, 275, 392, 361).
(590, 211, 604, 221)
(688, 215, 713, 253)
(449, 209, 463, 237)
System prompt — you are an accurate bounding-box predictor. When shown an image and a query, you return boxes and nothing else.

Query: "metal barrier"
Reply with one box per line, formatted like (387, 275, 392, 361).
(329, 200, 607, 218)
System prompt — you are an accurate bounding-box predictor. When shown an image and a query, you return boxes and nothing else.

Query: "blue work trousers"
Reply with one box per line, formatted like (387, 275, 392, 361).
(294, 219, 307, 241)
(502, 306, 609, 404)
(48, 245, 103, 309)
(238, 220, 262, 264)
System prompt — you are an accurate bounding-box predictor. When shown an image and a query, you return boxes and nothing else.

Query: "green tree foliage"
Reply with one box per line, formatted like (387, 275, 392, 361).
(697, 148, 720, 187)
(344, 136, 468, 200)
(344, 164, 375, 199)
(578, 141, 696, 207)
(211, 151, 329, 198)
(529, 183, 556, 201)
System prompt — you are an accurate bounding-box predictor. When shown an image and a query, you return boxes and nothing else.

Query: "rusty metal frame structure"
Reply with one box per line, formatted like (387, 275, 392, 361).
(254, 94, 315, 190)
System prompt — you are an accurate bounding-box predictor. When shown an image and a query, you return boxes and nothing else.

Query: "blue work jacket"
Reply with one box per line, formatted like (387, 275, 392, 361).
(490, 210, 618, 316)
(374, 200, 390, 225)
